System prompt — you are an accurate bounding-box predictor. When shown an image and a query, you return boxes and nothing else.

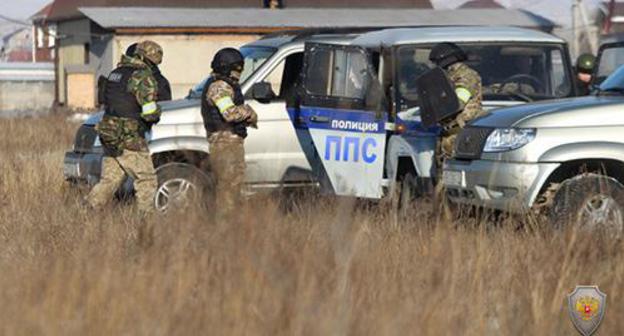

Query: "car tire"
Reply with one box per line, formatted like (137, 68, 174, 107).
(154, 163, 214, 213)
(393, 172, 426, 220)
(549, 174, 624, 234)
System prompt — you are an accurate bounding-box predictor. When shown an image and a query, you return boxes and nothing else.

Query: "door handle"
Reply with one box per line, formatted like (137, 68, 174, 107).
(309, 116, 330, 123)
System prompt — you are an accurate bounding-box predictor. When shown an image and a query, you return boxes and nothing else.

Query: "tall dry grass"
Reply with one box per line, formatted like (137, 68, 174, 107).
(0, 115, 623, 335)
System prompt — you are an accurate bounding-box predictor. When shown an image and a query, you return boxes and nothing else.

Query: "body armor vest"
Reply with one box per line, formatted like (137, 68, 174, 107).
(201, 77, 247, 138)
(104, 66, 142, 120)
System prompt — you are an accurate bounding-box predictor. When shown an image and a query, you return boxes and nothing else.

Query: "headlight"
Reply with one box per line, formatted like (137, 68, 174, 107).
(483, 128, 536, 153)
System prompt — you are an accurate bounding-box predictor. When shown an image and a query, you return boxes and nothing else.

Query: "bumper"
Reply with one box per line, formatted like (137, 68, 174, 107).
(443, 159, 560, 213)
(63, 150, 103, 185)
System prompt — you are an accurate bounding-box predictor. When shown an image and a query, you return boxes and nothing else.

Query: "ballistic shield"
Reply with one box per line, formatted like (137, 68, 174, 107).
(416, 67, 460, 128)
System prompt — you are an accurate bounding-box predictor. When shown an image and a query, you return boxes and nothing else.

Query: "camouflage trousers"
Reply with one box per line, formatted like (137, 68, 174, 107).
(209, 133, 246, 220)
(87, 149, 157, 213)
(434, 134, 457, 220)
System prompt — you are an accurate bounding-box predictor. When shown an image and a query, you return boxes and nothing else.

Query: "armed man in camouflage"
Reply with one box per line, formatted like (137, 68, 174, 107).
(87, 40, 164, 214)
(429, 42, 485, 164)
(201, 48, 258, 219)
(428, 43, 484, 215)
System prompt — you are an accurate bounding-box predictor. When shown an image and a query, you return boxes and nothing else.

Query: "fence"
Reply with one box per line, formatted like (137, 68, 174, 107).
(0, 62, 54, 117)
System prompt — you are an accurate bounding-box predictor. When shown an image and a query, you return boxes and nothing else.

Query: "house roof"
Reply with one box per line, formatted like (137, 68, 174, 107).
(284, 0, 432, 8)
(47, 0, 261, 22)
(47, 0, 433, 22)
(30, 2, 54, 22)
(79, 7, 555, 33)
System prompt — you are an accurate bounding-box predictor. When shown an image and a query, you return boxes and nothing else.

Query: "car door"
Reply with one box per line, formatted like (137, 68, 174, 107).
(291, 43, 387, 198)
(244, 52, 311, 184)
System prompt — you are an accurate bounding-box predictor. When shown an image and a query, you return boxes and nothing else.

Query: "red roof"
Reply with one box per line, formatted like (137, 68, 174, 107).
(31, 2, 54, 22)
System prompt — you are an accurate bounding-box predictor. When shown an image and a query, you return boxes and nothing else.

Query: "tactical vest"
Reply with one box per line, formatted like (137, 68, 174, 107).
(201, 77, 247, 138)
(104, 66, 142, 120)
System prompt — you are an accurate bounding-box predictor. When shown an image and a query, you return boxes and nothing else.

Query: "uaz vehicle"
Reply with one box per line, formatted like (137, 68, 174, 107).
(444, 53, 624, 229)
(64, 27, 576, 211)
(289, 26, 576, 207)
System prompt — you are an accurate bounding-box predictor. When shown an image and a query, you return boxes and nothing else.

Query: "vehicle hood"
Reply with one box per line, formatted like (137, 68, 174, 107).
(83, 98, 200, 126)
(472, 96, 624, 128)
(160, 98, 200, 112)
(397, 100, 522, 132)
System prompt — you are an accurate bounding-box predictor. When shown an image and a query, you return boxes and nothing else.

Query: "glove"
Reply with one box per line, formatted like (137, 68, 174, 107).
(246, 109, 258, 129)
(142, 112, 161, 124)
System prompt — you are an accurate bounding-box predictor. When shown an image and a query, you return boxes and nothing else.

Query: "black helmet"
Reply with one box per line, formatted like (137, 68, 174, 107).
(125, 43, 138, 57)
(211, 48, 244, 77)
(576, 53, 595, 74)
(429, 42, 467, 68)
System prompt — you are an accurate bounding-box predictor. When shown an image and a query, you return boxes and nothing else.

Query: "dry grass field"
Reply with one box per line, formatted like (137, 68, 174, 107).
(0, 114, 623, 335)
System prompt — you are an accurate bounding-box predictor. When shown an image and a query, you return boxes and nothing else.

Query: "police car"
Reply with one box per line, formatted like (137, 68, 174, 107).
(290, 27, 576, 208)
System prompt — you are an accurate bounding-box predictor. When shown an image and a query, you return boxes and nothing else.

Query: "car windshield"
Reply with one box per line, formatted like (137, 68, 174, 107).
(187, 46, 277, 99)
(396, 43, 572, 111)
(597, 64, 624, 93)
(594, 45, 624, 85)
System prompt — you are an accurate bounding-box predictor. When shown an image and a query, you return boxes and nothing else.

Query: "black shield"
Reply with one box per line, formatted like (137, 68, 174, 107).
(97, 75, 108, 106)
(416, 67, 460, 128)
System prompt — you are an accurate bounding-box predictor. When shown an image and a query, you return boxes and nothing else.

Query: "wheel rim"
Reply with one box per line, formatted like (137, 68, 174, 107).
(577, 194, 624, 233)
(155, 178, 198, 213)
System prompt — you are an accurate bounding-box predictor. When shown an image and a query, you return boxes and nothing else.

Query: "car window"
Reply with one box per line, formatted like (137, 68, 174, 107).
(186, 46, 276, 99)
(256, 52, 304, 101)
(595, 46, 624, 84)
(306, 47, 369, 100)
(262, 60, 286, 96)
(396, 44, 572, 111)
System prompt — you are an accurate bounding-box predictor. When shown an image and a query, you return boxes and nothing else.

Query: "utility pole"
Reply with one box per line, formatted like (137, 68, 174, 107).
(572, 0, 578, 57)
(577, 0, 599, 54)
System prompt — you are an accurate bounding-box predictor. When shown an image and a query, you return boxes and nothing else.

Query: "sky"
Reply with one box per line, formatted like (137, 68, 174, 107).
(1, 0, 51, 21)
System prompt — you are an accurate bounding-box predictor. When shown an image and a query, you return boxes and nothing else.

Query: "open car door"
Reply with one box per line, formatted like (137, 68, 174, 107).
(290, 43, 387, 198)
(593, 41, 624, 86)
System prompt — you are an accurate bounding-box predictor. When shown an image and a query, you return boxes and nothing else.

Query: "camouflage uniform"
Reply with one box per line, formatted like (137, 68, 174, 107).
(204, 79, 256, 218)
(439, 62, 485, 160)
(87, 43, 162, 214)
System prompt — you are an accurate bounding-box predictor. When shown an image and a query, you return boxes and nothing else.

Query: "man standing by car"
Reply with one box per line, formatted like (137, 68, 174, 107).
(429, 42, 485, 165)
(86, 40, 164, 214)
(201, 48, 258, 219)
(428, 42, 484, 215)
(575, 53, 596, 95)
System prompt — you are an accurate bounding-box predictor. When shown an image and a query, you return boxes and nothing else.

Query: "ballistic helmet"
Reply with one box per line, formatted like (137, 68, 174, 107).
(125, 43, 138, 57)
(211, 48, 244, 77)
(136, 40, 163, 65)
(429, 42, 467, 69)
(576, 53, 595, 74)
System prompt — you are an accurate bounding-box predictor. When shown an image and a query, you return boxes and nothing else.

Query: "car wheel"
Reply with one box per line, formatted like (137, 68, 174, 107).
(393, 172, 426, 220)
(549, 174, 624, 234)
(154, 163, 213, 213)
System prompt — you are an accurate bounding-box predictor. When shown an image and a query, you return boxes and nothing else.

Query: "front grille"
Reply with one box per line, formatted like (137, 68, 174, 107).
(454, 126, 493, 160)
(73, 125, 97, 153)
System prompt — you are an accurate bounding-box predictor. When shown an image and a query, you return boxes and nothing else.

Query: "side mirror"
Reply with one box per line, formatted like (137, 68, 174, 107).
(251, 82, 276, 103)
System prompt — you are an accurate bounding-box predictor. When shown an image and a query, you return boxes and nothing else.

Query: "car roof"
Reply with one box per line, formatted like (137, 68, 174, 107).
(243, 27, 398, 49)
(244, 33, 359, 49)
(351, 26, 565, 48)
